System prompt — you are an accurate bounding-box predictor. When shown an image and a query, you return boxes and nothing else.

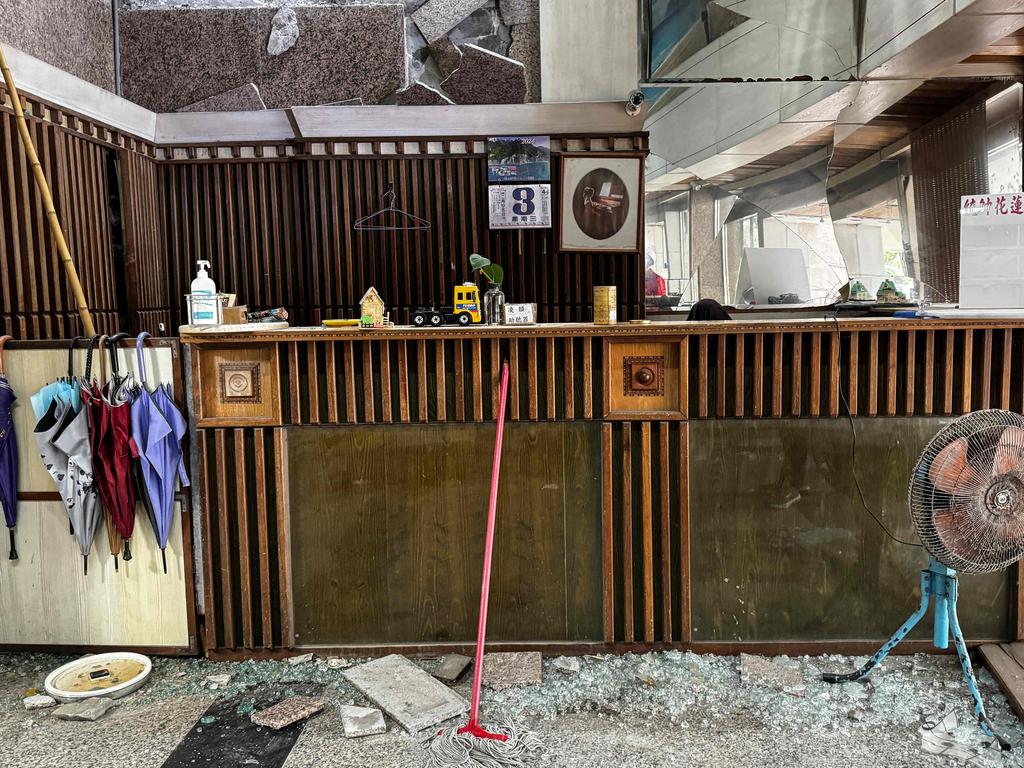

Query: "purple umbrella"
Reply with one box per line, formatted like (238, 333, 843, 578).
(130, 333, 189, 573)
(0, 336, 18, 560)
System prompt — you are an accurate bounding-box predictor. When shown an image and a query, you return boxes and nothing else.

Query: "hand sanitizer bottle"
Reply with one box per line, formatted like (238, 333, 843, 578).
(189, 260, 218, 325)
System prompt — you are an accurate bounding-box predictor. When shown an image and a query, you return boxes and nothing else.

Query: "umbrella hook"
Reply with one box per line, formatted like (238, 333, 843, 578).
(136, 332, 151, 387)
(65, 336, 83, 381)
(105, 333, 131, 386)
(0, 335, 11, 377)
(83, 335, 102, 382)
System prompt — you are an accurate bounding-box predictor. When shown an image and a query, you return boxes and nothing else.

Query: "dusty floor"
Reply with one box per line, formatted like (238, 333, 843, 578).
(1, 650, 1023, 767)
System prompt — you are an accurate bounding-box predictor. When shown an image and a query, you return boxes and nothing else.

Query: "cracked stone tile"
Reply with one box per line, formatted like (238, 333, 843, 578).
(411, 0, 489, 42)
(440, 43, 526, 105)
(177, 83, 266, 112)
(509, 22, 539, 102)
(449, 2, 511, 57)
(429, 37, 463, 79)
(498, 0, 536, 25)
(394, 82, 454, 106)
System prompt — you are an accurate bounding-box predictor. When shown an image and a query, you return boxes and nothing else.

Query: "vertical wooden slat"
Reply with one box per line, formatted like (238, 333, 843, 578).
(679, 423, 691, 642)
(808, 332, 821, 417)
(944, 330, 955, 415)
(640, 423, 654, 643)
(288, 343, 300, 423)
(344, 340, 358, 423)
(397, 340, 411, 422)
(828, 331, 840, 418)
(962, 329, 974, 414)
(509, 339, 521, 420)
(679, 337, 689, 419)
(905, 330, 916, 415)
(198, 431, 218, 649)
(274, 429, 294, 647)
(306, 344, 320, 424)
(546, 337, 557, 420)
(583, 336, 594, 419)
(980, 329, 993, 410)
(715, 335, 726, 418)
(253, 430, 273, 647)
(734, 334, 745, 418)
(564, 338, 576, 420)
(658, 423, 672, 641)
(924, 331, 935, 415)
(380, 341, 393, 423)
(417, 339, 428, 422)
(324, 342, 338, 423)
(454, 339, 466, 422)
(847, 331, 859, 416)
(1002, 330, 1014, 411)
(697, 335, 709, 418)
(790, 331, 802, 417)
(622, 424, 634, 644)
(234, 431, 253, 648)
(490, 340, 501, 419)
(527, 338, 539, 420)
(435, 339, 447, 422)
(602, 423, 614, 643)
(868, 331, 879, 416)
(886, 331, 898, 416)
(771, 332, 783, 418)
(362, 342, 376, 423)
(472, 338, 483, 422)
(752, 334, 764, 417)
(215, 430, 235, 648)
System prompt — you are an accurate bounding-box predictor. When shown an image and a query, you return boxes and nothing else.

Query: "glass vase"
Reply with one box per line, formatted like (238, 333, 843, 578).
(482, 284, 506, 325)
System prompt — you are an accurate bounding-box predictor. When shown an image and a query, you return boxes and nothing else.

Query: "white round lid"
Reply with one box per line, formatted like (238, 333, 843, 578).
(44, 652, 152, 703)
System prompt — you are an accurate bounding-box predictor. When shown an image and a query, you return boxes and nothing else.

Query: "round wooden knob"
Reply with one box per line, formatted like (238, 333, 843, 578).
(635, 366, 655, 385)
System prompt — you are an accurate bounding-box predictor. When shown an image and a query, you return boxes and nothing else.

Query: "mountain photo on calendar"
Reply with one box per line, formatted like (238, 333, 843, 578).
(487, 135, 551, 183)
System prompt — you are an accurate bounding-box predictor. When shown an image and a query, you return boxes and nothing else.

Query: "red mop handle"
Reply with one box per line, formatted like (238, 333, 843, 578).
(460, 361, 510, 740)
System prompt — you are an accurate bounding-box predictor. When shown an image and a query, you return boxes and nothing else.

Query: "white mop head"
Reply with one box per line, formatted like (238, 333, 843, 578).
(424, 716, 542, 768)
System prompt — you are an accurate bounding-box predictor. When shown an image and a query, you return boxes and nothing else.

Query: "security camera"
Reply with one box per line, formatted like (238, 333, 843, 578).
(625, 89, 645, 117)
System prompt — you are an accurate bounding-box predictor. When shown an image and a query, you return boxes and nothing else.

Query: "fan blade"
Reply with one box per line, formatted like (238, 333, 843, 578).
(929, 437, 975, 494)
(994, 425, 1024, 477)
(933, 500, 979, 562)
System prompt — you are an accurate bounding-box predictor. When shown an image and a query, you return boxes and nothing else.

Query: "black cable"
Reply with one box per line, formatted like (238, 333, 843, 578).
(830, 312, 923, 548)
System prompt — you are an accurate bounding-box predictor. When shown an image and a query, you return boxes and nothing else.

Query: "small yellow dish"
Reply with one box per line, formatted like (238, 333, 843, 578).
(322, 319, 360, 327)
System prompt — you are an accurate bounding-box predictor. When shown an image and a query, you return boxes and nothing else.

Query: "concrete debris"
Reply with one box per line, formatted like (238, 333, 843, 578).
(266, 6, 299, 56)
(338, 704, 387, 738)
(440, 43, 526, 105)
(287, 653, 315, 666)
(482, 652, 542, 691)
(22, 695, 56, 711)
(739, 653, 805, 696)
(343, 654, 468, 734)
(205, 673, 232, 689)
(552, 657, 580, 675)
(326, 657, 352, 670)
(53, 698, 116, 722)
(411, 0, 489, 42)
(638, 674, 658, 688)
(250, 695, 324, 730)
(432, 654, 473, 683)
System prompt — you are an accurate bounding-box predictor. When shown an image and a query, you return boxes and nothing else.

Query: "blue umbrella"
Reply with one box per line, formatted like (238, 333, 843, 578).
(130, 333, 189, 573)
(0, 336, 18, 560)
(29, 336, 82, 419)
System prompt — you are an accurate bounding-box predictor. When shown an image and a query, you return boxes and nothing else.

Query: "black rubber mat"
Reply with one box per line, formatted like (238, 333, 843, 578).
(161, 682, 323, 768)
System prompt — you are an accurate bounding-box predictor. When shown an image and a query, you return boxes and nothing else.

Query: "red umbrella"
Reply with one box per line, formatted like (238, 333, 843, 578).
(99, 334, 137, 562)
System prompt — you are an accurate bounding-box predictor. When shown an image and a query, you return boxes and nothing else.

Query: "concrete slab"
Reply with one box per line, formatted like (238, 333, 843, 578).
(53, 698, 116, 721)
(482, 651, 542, 690)
(412, 0, 489, 42)
(338, 704, 387, 738)
(440, 44, 526, 105)
(250, 695, 324, 730)
(343, 654, 468, 734)
(432, 653, 473, 682)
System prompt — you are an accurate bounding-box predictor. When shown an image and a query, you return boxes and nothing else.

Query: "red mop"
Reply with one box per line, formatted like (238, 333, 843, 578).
(426, 361, 541, 768)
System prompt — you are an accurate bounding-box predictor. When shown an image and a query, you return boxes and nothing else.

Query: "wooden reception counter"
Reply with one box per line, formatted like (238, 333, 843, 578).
(183, 317, 1024, 658)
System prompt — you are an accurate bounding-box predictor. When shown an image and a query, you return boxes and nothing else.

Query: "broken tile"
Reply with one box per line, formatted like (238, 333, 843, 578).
(23, 694, 55, 710)
(482, 652, 542, 690)
(343, 654, 467, 734)
(395, 82, 453, 106)
(338, 704, 387, 738)
(508, 22, 539, 102)
(449, 3, 511, 57)
(326, 657, 352, 670)
(738, 654, 804, 694)
(287, 653, 314, 666)
(498, 0, 536, 25)
(429, 38, 463, 79)
(266, 6, 299, 56)
(53, 698, 116, 722)
(257, 5, 405, 108)
(177, 83, 266, 113)
(250, 696, 323, 730)
(432, 654, 472, 682)
(412, 0, 489, 42)
(205, 673, 232, 688)
(440, 44, 526, 105)
(551, 656, 580, 675)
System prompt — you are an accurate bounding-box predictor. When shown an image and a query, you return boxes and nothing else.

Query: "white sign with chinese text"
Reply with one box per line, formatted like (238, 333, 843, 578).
(489, 184, 552, 229)
(960, 194, 1024, 309)
(502, 303, 536, 325)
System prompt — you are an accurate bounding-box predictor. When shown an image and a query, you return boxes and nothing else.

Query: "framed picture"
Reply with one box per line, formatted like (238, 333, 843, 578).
(559, 153, 643, 253)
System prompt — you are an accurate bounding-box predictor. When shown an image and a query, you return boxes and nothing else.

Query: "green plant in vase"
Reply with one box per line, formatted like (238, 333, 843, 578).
(470, 253, 506, 325)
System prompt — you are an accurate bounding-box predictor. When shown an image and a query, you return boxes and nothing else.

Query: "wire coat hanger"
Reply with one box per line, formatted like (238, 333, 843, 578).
(354, 182, 431, 232)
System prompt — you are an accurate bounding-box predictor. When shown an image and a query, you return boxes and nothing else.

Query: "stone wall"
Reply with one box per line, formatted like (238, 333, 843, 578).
(0, 0, 115, 91)
(118, 0, 541, 112)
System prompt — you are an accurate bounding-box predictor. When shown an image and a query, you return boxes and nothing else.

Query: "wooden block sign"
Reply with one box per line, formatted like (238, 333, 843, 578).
(502, 303, 536, 325)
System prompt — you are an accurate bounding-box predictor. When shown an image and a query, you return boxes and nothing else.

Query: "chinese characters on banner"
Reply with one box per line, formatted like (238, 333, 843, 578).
(959, 194, 1024, 310)
(960, 194, 1024, 216)
(489, 184, 552, 229)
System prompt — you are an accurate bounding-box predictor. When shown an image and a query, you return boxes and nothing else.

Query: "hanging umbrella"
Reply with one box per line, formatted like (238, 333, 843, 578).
(33, 341, 102, 575)
(29, 336, 83, 419)
(130, 332, 190, 573)
(101, 333, 138, 561)
(81, 335, 123, 570)
(0, 335, 19, 560)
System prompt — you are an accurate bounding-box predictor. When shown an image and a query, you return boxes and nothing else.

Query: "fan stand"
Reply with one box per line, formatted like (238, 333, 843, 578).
(822, 557, 1011, 750)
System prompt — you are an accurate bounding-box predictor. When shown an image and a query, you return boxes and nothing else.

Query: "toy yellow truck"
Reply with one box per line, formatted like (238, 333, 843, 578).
(410, 283, 482, 327)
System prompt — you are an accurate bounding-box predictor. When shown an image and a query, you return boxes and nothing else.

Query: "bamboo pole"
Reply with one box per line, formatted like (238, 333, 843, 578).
(0, 43, 95, 336)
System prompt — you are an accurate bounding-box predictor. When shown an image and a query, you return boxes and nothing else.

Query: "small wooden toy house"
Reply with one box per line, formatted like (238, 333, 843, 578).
(359, 287, 386, 327)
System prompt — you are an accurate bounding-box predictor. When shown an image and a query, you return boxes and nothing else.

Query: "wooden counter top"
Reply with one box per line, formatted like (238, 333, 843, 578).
(180, 315, 1024, 344)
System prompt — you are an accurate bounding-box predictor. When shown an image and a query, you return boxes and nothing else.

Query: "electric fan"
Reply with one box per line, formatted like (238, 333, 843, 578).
(823, 409, 1024, 749)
